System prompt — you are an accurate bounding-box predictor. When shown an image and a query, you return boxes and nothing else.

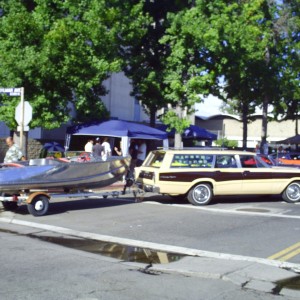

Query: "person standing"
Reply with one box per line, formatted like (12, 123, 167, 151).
(4, 136, 24, 163)
(92, 138, 104, 160)
(136, 139, 146, 167)
(84, 139, 94, 152)
(101, 137, 112, 161)
(128, 140, 138, 175)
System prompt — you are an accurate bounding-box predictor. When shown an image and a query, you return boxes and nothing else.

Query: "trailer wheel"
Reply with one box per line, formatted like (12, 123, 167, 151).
(0, 193, 18, 211)
(2, 201, 18, 211)
(27, 195, 49, 216)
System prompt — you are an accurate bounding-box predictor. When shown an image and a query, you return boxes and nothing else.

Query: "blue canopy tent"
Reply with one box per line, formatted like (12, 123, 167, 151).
(157, 124, 217, 140)
(183, 125, 217, 140)
(67, 120, 168, 156)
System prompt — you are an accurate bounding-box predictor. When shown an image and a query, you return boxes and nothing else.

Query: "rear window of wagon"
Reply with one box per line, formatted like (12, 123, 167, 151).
(147, 151, 166, 167)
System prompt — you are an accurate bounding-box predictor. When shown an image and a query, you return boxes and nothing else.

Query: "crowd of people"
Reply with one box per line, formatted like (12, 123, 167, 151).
(84, 136, 112, 161)
(2, 135, 147, 164)
(83, 137, 147, 166)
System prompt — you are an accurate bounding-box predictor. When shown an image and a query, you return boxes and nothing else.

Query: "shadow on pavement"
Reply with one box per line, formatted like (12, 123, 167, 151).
(10, 196, 134, 216)
(141, 194, 282, 206)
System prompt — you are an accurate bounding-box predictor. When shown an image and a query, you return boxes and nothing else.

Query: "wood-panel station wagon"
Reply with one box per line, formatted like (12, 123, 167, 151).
(134, 149, 300, 205)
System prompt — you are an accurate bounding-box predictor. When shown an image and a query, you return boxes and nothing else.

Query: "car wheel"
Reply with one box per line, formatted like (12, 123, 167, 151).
(27, 195, 49, 216)
(187, 183, 213, 206)
(282, 182, 300, 203)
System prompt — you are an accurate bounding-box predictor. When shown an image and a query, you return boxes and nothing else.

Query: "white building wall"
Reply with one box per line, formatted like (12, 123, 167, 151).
(102, 72, 149, 122)
(197, 115, 299, 149)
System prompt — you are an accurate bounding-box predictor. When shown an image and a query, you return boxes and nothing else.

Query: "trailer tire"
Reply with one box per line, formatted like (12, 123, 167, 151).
(0, 193, 18, 211)
(27, 195, 49, 216)
(2, 201, 18, 211)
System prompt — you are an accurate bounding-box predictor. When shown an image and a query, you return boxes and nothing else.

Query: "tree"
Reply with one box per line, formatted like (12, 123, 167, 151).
(161, 2, 218, 146)
(0, 0, 146, 129)
(271, 0, 300, 135)
(162, 0, 296, 150)
(120, 0, 191, 128)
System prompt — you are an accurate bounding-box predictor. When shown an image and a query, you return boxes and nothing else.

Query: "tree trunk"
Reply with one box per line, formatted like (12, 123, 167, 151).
(242, 104, 248, 150)
(149, 108, 156, 127)
(174, 132, 182, 148)
(261, 94, 269, 153)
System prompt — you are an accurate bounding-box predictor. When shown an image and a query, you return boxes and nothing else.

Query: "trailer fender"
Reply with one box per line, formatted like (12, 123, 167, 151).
(26, 192, 50, 204)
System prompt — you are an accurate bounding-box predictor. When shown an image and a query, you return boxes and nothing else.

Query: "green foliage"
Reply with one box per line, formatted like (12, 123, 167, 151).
(0, 0, 299, 142)
(161, 0, 300, 146)
(0, 0, 145, 129)
(120, 0, 193, 126)
(215, 138, 238, 149)
(161, 110, 190, 135)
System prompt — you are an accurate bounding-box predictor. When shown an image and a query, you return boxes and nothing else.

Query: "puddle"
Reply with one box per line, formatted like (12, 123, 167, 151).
(236, 208, 270, 213)
(273, 275, 300, 294)
(0, 228, 184, 264)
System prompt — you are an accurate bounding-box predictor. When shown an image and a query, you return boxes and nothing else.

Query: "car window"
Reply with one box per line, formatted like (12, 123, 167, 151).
(215, 155, 237, 168)
(290, 153, 300, 160)
(171, 154, 213, 168)
(240, 155, 260, 168)
(259, 155, 274, 165)
(146, 151, 165, 168)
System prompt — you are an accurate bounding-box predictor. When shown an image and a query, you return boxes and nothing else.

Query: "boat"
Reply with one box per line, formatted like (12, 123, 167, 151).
(0, 155, 130, 193)
(0, 155, 130, 217)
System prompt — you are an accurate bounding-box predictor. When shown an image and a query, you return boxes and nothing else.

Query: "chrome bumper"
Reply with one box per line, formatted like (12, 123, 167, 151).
(135, 182, 160, 193)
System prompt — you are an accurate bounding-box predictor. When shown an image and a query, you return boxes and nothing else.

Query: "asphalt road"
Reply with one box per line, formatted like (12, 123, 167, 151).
(1, 191, 300, 299)
(1, 191, 300, 265)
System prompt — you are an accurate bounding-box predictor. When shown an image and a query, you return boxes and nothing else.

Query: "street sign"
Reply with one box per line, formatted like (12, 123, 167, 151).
(17, 126, 29, 131)
(0, 88, 21, 96)
(15, 101, 33, 126)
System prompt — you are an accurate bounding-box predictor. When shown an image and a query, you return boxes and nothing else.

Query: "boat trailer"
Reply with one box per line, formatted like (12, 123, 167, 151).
(0, 189, 121, 217)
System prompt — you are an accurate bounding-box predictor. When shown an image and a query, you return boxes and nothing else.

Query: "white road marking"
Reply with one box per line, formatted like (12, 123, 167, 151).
(143, 201, 300, 220)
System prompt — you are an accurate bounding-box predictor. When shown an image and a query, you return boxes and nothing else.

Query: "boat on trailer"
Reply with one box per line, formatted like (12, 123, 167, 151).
(0, 155, 130, 216)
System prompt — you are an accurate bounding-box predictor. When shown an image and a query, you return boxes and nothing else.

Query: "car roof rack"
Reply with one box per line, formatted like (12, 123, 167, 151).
(156, 147, 228, 151)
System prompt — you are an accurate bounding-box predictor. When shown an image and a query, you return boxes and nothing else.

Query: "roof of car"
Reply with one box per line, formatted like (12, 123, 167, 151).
(155, 148, 255, 155)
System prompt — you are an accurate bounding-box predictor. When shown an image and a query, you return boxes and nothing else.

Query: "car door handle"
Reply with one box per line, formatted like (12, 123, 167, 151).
(243, 171, 250, 176)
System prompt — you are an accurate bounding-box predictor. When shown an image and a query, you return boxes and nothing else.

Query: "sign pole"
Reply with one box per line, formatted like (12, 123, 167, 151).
(20, 87, 25, 154)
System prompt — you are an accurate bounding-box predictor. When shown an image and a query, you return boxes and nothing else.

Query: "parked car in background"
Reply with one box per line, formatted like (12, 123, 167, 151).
(269, 152, 300, 167)
(135, 149, 300, 205)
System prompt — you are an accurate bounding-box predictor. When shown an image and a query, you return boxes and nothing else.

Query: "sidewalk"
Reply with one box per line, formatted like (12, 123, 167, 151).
(152, 255, 300, 298)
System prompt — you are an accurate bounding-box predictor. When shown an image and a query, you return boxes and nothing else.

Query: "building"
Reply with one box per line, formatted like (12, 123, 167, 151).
(0, 72, 149, 141)
(194, 95, 298, 149)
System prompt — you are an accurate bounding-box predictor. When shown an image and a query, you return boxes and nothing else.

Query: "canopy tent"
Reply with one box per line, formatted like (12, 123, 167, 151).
(183, 125, 217, 140)
(275, 135, 300, 145)
(66, 120, 169, 156)
(157, 124, 217, 140)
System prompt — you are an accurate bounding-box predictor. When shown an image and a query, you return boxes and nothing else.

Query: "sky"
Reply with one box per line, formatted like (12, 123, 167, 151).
(195, 95, 223, 117)
(195, 95, 265, 118)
